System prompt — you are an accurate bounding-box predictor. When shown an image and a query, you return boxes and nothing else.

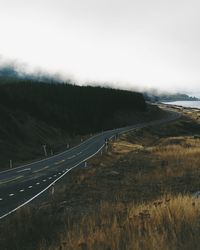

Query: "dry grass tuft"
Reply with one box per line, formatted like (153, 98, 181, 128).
(2, 110, 200, 250)
(47, 195, 200, 250)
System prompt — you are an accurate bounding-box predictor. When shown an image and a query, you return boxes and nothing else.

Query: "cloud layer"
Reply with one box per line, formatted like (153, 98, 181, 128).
(0, 0, 200, 95)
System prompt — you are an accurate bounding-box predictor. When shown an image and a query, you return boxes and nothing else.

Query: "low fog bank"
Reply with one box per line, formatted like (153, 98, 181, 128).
(0, 59, 72, 83)
(0, 60, 199, 99)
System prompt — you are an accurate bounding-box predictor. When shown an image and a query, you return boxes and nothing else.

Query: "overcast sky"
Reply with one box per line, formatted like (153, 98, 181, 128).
(0, 0, 200, 95)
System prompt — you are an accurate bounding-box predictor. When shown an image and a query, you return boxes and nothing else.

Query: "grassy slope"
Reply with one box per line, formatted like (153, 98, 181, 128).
(0, 110, 91, 170)
(0, 81, 151, 170)
(1, 106, 200, 249)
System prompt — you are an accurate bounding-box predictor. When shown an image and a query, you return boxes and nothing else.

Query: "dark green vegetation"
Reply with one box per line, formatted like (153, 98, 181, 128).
(1, 107, 200, 250)
(0, 80, 148, 169)
(0, 81, 146, 132)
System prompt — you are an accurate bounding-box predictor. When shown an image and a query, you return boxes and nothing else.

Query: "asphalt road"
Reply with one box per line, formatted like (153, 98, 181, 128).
(0, 110, 180, 219)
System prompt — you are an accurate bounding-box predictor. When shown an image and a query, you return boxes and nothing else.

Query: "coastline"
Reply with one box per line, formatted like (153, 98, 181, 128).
(162, 100, 200, 109)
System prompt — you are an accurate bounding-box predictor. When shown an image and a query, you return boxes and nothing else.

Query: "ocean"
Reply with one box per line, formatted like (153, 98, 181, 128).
(164, 101, 200, 109)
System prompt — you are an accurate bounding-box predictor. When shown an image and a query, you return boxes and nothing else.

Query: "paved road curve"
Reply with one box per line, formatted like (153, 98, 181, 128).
(0, 110, 180, 219)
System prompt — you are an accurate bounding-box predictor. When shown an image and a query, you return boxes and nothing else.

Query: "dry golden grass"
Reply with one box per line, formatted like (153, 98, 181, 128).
(44, 195, 200, 250)
(43, 122, 200, 250)
(146, 136, 200, 179)
(2, 109, 200, 250)
(112, 140, 143, 154)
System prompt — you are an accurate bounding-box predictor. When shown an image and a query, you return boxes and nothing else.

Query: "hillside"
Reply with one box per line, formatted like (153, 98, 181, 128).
(144, 92, 199, 102)
(0, 80, 163, 169)
(2, 105, 200, 250)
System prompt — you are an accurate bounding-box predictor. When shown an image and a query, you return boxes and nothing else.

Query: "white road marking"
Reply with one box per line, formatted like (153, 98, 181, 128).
(28, 186, 32, 189)
(54, 175, 57, 177)
(0, 143, 113, 220)
(36, 182, 40, 185)
(62, 170, 65, 173)
(48, 177, 52, 179)
(19, 189, 24, 192)
(58, 172, 61, 175)
(43, 179, 46, 182)
(0, 198, 3, 201)
(9, 193, 14, 197)
(0, 129, 101, 175)
(54, 160, 65, 165)
(33, 166, 49, 173)
(67, 155, 75, 159)
(17, 168, 31, 173)
(0, 114, 181, 220)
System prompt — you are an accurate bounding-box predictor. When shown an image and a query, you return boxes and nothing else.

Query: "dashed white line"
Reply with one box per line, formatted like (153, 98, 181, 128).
(0, 117, 180, 220)
(33, 166, 49, 173)
(36, 182, 40, 185)
(19, 189, 24, 192)
(28, 186, 32, 189)
(48, 177, 52, 180)
(54, 159, 65, 165)
(67, 155, 75, 160)
(0, 198, 3, 201)
(17, 168, 31, 173)
(54, 175, 57, 177)
(0, 141, 107, 220)
(43, 179, 46, 182)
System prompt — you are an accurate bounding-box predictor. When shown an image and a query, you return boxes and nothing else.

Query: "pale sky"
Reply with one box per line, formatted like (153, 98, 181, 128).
(0, 0, 200, 95)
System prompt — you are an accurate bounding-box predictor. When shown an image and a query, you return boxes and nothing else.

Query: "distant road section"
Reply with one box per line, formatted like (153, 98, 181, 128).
(0, 109, 180, 219)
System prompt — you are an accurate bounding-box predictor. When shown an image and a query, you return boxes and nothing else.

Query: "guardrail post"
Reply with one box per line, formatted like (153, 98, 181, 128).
(9, 160, 13, 169)
(42, 144, 47, 157)
(51, 184, 55, 195)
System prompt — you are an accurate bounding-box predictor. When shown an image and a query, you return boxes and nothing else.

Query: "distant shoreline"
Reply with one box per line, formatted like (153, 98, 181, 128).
(162, 100, 200, 109)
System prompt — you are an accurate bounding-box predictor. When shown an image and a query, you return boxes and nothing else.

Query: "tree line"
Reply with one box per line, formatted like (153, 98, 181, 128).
(0, 80, 146, 134)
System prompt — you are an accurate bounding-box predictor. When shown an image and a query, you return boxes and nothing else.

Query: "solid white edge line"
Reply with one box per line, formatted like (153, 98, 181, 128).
(0, 143, 105, 220)
(0, 112, 180, 220)
(0, 110, 179, 175)
(0, 132, 101, 174)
